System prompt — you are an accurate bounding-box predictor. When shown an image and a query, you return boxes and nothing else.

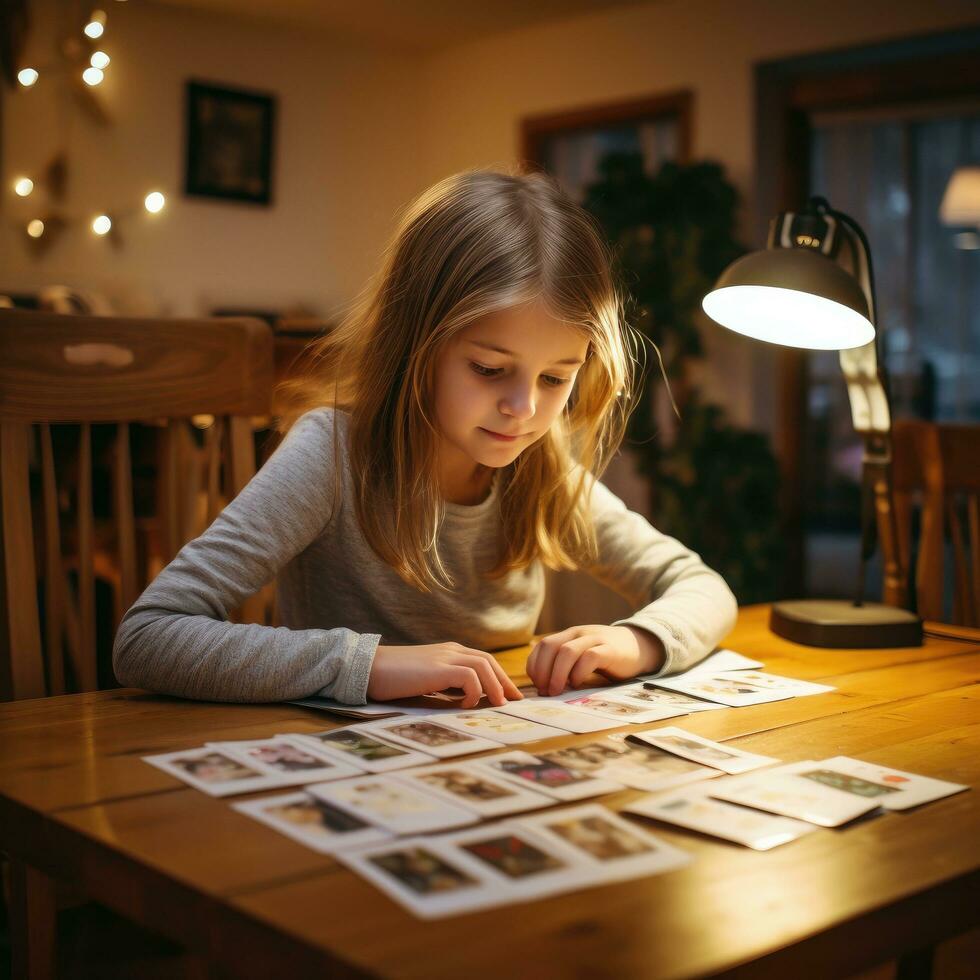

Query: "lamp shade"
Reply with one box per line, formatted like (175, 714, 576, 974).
(702, 247, 874, 351)
(939, 166, 980, 226)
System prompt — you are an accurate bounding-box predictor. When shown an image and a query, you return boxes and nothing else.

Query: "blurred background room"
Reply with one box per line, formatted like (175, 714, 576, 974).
(2, 0, 979, 674)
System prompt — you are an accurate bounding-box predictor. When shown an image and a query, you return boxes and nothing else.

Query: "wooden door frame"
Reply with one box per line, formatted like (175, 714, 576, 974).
(755, 25, 980, 598)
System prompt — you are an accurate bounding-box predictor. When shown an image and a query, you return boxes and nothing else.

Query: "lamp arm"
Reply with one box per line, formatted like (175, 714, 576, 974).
(826, 211, 909, 610)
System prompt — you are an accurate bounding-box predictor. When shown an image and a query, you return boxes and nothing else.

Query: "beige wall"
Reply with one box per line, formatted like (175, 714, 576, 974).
(1, 0, 427, 319)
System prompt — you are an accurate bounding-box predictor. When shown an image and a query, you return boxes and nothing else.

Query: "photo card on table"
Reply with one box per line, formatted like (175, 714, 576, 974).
(708, 761, 883, 827)
(207, 737, 361, 784)
(434, 710, 568, 744)
(470, 750, 623, 801)
(625, 785, 816, 850)
(493, 699, 625, 734)
(289, 727, 434, 772)
(232, 791, 391, 854)
(142, 747, 295, 797)
(392, 761, 553, 818)
(307, 775, 479, 835)
(360, 717, 501, 758)
(627, 726, 778, 775)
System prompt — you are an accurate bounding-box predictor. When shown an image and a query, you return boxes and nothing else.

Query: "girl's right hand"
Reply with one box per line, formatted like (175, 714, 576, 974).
(366, 642, 525, 709)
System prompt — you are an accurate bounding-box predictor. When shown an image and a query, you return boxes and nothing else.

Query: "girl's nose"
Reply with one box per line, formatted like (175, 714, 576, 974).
(499, 381, 535, 420)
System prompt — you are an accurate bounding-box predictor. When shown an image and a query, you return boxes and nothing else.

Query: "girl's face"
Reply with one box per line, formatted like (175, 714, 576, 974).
(432, 301, 589, 491)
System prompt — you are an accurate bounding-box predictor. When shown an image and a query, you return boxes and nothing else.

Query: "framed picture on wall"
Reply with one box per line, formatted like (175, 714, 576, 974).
(184, 80, 276, 205)
(521, 91, 693, 202)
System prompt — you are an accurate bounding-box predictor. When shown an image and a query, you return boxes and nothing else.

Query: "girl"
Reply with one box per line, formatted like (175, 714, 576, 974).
(113, 168, 737, 709)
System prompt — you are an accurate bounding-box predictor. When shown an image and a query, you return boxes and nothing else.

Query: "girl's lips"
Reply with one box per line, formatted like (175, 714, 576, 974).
(480, 427, 523, 441)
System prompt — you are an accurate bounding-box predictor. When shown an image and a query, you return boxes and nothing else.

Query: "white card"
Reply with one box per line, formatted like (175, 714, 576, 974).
(794, 756, 968, 811)
(708, 762, 882, 827)
(470, 750, 623, 801)
(536, 735, 720, 792)
(360, 717, 501, 758)
(232, 791, 391, 853)
(290, 727, 434, 772)
(561, 693, 684, 724)
(679, 648, 765, 675)
(515, 803, 690, 882)
(626, 785, 816, 849)
(391, 762, 552, 818)
(337, 837, 508, 919)
(712, 670, 835, 697)
(434, 711, 569, 744)
(207, 737, 361, 784)
(307, 775, 479, 835)
(493, 698, 624, 733)
(437, 821, 594, 901)
(648, 673, 794, 707)
(615, 684, 727, 714)
(626, 726, 778, 774)
(142, 747, 295, 797)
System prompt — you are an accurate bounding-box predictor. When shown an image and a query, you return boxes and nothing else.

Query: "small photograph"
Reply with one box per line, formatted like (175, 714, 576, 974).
(143, 747, 293, 797)
(460, 833, 566, 880)
(496, 757, 590, 789)
(210, 738, 359, 782)
(265, 795, 370, 832)
(370, 846, 481, 895)
(654, 734, 738, 763)
(417, 769, 515, 803)
(173, 751, 259, 784)
(797, 768, 902, 798)
(537, 740, 632, 772)
(364, 717, 501, 758)
(386, 721, 471, 747)
(545, 813, 655, 860)
(316, 729, 410, 760)
(437, 711, 567, 744)
(233, 791, 391, 854)
(310, 776, 478, 834)
(297, 728, 434, 771)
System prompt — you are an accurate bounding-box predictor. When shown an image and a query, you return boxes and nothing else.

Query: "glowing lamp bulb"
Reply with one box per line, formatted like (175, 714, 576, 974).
(82, 66, 104, 86)
(14, 177, 35, 197)
(27, 219, 45, 238)
(144, 191, 165, 213)
(84, 20, 105, 39)
(17, 68, 39, 87)
(92, 214, 112, 235)
(90, 51, 110, 69)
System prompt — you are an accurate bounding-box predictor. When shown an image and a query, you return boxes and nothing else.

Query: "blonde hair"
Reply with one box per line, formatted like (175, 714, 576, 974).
(278, 166, 644, 592)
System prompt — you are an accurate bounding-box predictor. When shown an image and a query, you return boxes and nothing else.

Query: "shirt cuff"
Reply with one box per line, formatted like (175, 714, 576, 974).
(319, 632, 381, 705)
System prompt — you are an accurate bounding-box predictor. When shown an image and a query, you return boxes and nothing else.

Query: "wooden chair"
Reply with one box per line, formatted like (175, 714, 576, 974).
(0, 310, 276, 702)
(885, 418, 980, 626)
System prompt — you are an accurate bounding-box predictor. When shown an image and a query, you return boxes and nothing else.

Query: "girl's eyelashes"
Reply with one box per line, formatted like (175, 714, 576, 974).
(468, 362, 570, 387)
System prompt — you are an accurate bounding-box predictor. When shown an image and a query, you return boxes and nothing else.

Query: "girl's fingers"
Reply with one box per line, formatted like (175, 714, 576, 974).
(569, 647, 605, 688)
(546, 636, 597, 695)
(448, 665, 483, 709)
(461, 648, 523, 700)
(460, 655, 506, 707)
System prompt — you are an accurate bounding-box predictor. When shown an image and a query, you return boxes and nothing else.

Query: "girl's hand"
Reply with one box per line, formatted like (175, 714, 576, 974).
(367, 642, 525, 709)
(526, 625, 666, 697)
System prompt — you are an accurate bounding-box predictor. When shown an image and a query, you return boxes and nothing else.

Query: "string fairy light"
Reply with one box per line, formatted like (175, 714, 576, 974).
(9, 1, 169, 252)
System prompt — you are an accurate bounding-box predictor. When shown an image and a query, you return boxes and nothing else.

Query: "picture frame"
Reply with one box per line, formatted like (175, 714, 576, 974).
(184, 80, 276, 205)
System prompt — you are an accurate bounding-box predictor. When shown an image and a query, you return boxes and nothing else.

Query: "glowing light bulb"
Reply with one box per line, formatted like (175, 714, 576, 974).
(144, 191, 165, 213)
(92, 214, 112, 235)
(82, 66, 104, 86)
(90, 51, 110, 69)
(14, 177, 35, 197)
(27, 219, 45, 238)
(18, 68, 39, 87)
(84, 18, 105, 39)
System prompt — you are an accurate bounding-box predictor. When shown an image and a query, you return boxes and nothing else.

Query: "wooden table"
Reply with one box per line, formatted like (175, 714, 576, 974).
(1, 605, 978, 979)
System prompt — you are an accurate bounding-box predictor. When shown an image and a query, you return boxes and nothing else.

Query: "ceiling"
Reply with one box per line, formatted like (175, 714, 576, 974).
(149, 0, 659, 53)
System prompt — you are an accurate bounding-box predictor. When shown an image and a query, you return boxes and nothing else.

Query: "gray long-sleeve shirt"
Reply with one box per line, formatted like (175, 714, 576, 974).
(112, 407, 738, 704)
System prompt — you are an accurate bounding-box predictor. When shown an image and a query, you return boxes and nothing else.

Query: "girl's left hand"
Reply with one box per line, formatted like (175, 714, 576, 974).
(525, 624, 666, 697)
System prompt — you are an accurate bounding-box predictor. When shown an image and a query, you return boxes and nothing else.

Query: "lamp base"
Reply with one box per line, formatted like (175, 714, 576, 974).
(770, 599, 923, 648)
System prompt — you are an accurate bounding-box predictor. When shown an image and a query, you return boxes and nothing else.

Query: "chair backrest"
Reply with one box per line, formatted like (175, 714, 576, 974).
(887, 419, 980, 626)
(0, 311, 275, 700)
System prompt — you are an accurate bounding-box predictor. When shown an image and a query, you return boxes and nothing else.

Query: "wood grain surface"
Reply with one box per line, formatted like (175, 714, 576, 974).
(1, 605, 977, 979)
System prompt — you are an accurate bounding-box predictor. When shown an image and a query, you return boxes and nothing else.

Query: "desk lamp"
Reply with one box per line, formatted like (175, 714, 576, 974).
(702, 196, 923, 648)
